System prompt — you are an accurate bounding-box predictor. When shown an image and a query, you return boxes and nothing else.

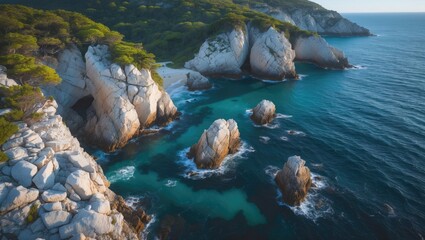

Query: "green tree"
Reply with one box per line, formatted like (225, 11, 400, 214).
(2, 33, 39, 55)
(1, 84, 46, 120)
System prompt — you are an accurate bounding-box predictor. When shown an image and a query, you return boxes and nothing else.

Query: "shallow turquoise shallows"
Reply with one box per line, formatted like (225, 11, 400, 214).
(95, 13, 425, 239)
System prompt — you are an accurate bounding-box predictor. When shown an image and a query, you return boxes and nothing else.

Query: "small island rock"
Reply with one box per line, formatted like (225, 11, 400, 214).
(251, 100, 276, 125)
(186, 72, 212, 91)
(275, 156, 312, 206)
(188, 119, 241, 169)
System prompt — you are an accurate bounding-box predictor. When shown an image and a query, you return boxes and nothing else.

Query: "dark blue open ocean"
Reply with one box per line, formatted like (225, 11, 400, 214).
(97, 13, 425, 239)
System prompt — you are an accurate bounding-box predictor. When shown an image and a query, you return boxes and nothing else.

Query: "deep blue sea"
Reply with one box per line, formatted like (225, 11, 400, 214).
(97, 13, 425, 239)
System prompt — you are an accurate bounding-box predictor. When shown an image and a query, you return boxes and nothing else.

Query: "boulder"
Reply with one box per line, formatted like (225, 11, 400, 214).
(250, 27, 297, 80)
(11, 161, 38, 187)
(294, 36, 350, 69)
(32, 161, 55, 190)
(0, 66, 18, 88)
(110, 195, 151, 234)
(66, 170, 96, 200)
(41, 211, 72, 229)
(59, 209, 114, 238)
(0, 186, 39, 213)
(43, 202, 63, 212)
(41, 189, 67, 203)
(275, 156, 312, 206)
(188, 119, 241, 169)
(186, 72, 212, 91)
(251, 100, 276, 125)
(4, 147, 28, 162)
(185, 26, 249, 75)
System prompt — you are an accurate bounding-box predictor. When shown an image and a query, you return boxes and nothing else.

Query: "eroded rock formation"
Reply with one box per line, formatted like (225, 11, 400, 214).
(42, 45, 178, 151)
(275, 156, 312, 206)
(186, 72, 212, 91)
(0, 97, 147, 239)
(251, 100, 276, 125)
(186, 23, 350, 80)
(187, 119, 240, 169)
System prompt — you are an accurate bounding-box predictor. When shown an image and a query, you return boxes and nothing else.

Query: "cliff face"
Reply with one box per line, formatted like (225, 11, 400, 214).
(184, 27, 250, 75)
(185, 23, 349, 79)
(0, 83, 145, 239)
(251, 4, 371, 36)
(43, 45, 178, 152)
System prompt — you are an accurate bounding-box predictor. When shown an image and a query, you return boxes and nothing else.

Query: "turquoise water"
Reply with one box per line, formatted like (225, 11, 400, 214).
(97, 14, 425, 239)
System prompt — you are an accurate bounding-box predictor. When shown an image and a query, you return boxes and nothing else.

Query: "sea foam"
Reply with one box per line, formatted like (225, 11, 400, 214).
(108, 166, 135, 183)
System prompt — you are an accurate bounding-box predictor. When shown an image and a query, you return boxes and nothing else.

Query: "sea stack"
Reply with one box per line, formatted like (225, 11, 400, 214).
(275, 156, 312, 206)
(187, 119, 240, 169)
(186, 72, 212, 91)
(251, 100, 276, 125)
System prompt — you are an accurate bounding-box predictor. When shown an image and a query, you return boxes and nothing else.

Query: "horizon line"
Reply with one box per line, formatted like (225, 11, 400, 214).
(340, 11, 425, 14)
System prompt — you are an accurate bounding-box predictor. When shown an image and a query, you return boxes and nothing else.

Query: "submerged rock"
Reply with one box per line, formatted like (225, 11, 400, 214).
(275, 156, 312, 206)
(251, 100, 276, 125)
(186, 72, 212, 91)
(187, 119, 240, 169)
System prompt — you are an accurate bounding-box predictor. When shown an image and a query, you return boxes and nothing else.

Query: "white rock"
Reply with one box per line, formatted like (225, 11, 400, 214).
(11, 160, 38, 187)
(66, 170, 96, 200)
(0, 186, 39, 213)
(43, 202, 63, 212)
(185, 26, 249, 75)
(41, 210, 72, 229)
(294, 36, 349, 69)
(41, 189, 67, 202)
(59, 209, 114, 238)
(32, 161, 55, 190)
(2, 137, 24, 151)
(66, 152, 95, 173)
(186, 72, 212, 91)
(4, 147, 28, 162)
(251, 100, 276, 125)
(250, 27, 296, 79)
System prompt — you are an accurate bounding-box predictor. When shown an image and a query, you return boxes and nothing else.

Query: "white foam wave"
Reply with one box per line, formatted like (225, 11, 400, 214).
(125, 195, 143, 210)
(141, 214, 157, 240)
(261, 79, 286, 83)
(108, 166, 135, 183)
(177, 142, 254, 180)
(276, 113, 293, 119)
(259, 136, 271, 144)
(286, 130, 306, 136)
(352, 65, 368, 70)
(298, 74, 308, 80)
(280, 136, 289, 141)
(254, 122, 280, 129)
(165, 180, 177, 188)
(265, 166, 333, 222)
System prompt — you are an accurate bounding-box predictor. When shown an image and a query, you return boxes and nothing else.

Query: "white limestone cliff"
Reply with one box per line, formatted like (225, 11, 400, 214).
(252, 4, 371, 36)
(184, 26, 249, 75)
(0, 94, 146, 239)
(294, 36, 350, 69)
(250, 27, 297, 80)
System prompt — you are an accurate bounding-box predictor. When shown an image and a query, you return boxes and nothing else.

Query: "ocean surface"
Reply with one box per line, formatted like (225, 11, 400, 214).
(96, 13, 425, 239)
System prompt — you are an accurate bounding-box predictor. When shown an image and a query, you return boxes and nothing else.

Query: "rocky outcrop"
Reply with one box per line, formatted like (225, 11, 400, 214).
(83, 45, 177, 151)
(294, 36, 350, 69)
(251, 3, 371, 36)
(275, 156, 312, 206)
(187, 119, 240, 169)
(186, 72, 212, 91)
(185, 26, 249, 76)
(0, 65, 18, 87)
(0, 78, 146, 239)
(186, 23, 350, 79)
(251, 100, 276, 125)
(250, 27, 297, 79)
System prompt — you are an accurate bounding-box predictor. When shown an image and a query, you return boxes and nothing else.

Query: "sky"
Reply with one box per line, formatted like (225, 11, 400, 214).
(311, 0, 425, 13)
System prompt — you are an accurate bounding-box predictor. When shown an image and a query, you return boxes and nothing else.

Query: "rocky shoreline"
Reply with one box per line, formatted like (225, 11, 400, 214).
(0, 81, 148, 238)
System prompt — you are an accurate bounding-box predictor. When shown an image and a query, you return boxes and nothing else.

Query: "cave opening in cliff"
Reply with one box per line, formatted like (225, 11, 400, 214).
(71, 95, 94, 120)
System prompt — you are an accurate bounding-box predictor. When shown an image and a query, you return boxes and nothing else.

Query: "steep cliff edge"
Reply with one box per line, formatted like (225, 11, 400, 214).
(0, 79, 148, 239)
(43, 45, 178, 151)
(246, 2, 371, 36)
(185, 23, 349, 79)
